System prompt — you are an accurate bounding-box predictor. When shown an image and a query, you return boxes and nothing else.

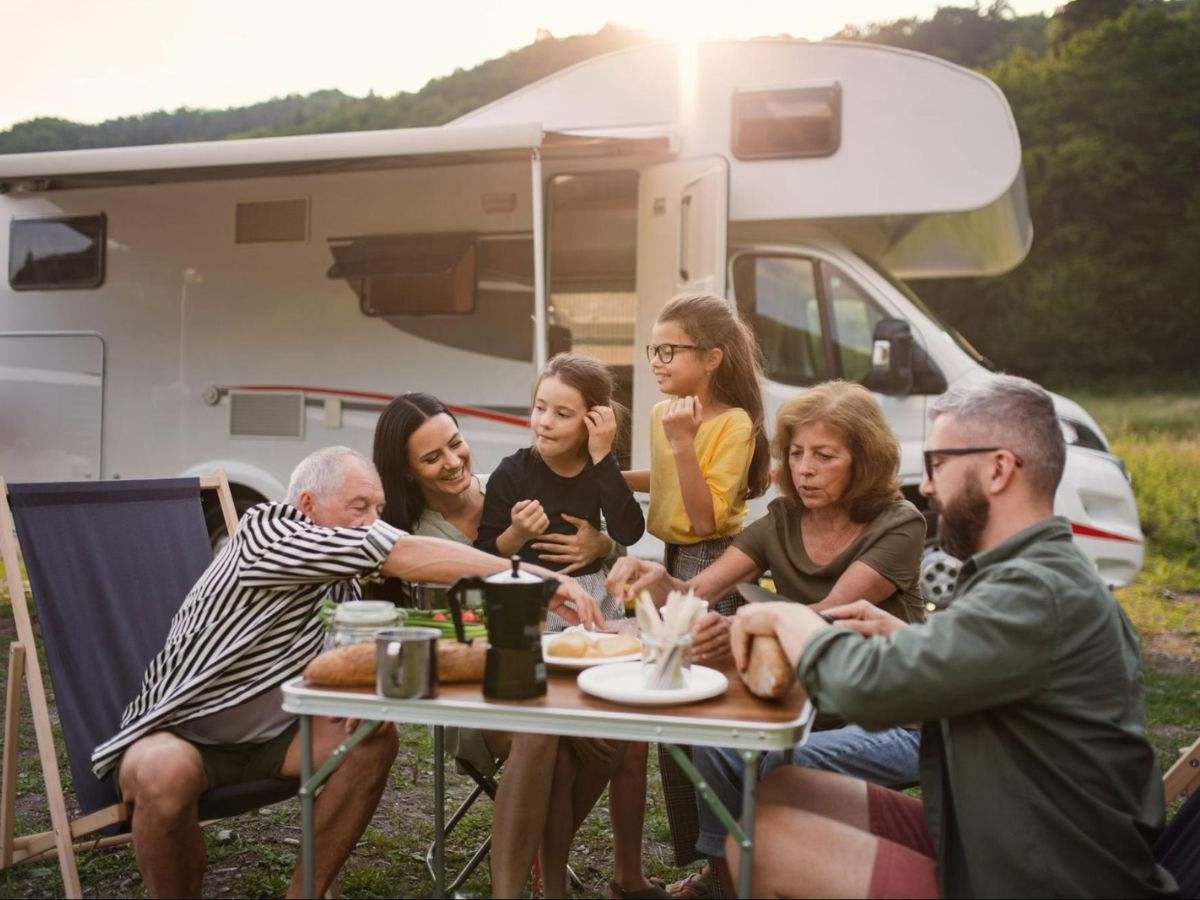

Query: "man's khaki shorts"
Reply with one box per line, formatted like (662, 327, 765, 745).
(186, 721, 299, 791)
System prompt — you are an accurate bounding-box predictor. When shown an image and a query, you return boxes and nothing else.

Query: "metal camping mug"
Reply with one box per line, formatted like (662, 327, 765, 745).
(375, 627, 440, 699)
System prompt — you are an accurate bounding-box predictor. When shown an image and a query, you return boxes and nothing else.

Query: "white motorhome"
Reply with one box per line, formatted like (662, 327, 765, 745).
(0, 40, 1143, 587)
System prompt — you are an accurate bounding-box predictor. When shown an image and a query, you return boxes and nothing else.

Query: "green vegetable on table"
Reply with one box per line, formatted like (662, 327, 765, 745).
(406, 609, 488, 641)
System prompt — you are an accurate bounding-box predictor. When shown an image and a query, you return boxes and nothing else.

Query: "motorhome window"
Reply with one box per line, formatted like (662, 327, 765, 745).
(732, 85, 841, 160)
(327, 232, 476, 316)
(327, 233, 536, 361)
(824, 265, 887, 382)
(9, 214, 106, 291)
(732, 254, 829, 386)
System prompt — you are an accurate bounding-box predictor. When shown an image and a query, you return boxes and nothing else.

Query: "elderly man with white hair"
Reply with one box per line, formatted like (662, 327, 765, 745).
(92, 446, 603, 899)
(724, 376, 1176, 899)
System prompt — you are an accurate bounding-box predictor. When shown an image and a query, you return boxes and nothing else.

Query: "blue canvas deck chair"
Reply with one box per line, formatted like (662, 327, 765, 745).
(0, 473, 297, 898)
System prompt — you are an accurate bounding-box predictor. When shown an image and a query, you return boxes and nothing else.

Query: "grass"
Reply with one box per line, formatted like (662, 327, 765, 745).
(0, 390, 1196, 897)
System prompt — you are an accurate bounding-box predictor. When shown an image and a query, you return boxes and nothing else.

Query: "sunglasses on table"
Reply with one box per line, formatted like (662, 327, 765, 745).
(923, 447, 1025, 480)
(645, 343, 703, 364)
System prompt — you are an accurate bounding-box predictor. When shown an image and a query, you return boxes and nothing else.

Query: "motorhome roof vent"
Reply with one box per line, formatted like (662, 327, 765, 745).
(229, 390, 305, 438)
(235, 199, 309, 244)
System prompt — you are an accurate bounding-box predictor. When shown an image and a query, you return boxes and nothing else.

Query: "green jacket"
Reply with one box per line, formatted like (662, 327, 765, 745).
(798, 517, 1176, 898)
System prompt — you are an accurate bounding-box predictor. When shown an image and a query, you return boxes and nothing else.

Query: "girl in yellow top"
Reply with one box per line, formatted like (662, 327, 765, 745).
(609, 295, 771, 893)
(627, 293, 770, 612)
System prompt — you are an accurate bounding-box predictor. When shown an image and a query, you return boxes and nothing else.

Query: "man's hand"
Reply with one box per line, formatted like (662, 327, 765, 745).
(730, 603, 784, 671)
(605, 556, 670, 605)
(691, 611, 731, 665)
(731, 601, 830, 672)
(509, 499, 549, 544)
(823, 600, 909, 638)
(547, 574, 605, 630)
(584, 406, 618, 464)
(530, 514, 611, 575)
(662, 396, 703, 449)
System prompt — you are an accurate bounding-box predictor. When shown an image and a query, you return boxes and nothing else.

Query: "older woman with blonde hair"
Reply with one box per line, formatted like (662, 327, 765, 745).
(608, 381, 927, 898)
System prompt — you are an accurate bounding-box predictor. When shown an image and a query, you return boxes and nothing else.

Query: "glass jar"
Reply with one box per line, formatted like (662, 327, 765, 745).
(641, 631, 694, 691)
(325, 600, 406, 650)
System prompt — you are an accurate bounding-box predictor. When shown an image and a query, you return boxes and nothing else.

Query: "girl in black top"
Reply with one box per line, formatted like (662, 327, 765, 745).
(475, 353, 645, 624)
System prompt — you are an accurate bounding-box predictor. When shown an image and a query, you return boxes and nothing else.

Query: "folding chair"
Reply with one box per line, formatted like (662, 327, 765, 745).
(1159, 736, 1200, 897)
(426, 750, 585, 896)
(0, 473, 297, 898)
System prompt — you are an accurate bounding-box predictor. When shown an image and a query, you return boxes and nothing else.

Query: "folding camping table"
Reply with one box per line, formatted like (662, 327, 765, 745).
(282, 664, 815, 898)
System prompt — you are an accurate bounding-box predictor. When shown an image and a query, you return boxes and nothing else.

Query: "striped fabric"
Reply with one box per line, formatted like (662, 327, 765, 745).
(91, 503, 403, 778)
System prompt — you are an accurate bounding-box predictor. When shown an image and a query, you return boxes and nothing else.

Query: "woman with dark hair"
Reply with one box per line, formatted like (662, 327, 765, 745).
(373, 391, 614, 563)
(608, 381, 928, 898)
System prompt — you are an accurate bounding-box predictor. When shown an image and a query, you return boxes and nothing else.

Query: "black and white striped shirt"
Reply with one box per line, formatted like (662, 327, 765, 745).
(91, 502, 404, 778)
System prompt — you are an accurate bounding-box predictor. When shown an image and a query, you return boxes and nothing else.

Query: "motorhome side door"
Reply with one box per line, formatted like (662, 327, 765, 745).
(631, 157, 729, 468)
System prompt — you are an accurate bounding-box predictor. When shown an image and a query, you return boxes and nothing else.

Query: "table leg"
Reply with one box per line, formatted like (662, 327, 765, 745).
(300, 714, 314, 900)
(433, 724, 445, 899)
(738, 749, 758, 899)
(297, 720, 378, 899)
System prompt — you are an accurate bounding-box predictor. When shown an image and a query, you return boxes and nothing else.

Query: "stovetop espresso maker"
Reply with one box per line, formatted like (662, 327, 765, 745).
(447, 557, 555, 699)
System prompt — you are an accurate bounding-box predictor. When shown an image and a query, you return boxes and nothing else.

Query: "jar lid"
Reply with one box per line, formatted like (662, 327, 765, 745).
(333, 600, 401, 625)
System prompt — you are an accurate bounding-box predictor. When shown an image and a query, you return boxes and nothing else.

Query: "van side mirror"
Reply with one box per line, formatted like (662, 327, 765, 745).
(866, 318, 913, 395)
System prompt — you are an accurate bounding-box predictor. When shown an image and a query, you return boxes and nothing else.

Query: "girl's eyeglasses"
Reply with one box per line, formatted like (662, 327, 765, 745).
(646, 343, 701, 364)
(923, 447, 1024, 480)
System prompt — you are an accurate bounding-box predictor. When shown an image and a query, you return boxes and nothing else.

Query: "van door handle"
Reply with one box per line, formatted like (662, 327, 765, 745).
(678, 193, 692, 282)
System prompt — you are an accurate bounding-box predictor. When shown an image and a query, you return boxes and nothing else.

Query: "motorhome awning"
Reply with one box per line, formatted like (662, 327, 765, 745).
(0, 123, 673, 193)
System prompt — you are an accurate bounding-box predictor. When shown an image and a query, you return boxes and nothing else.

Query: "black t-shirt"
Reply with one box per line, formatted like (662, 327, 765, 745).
(474, 448, 645, 576)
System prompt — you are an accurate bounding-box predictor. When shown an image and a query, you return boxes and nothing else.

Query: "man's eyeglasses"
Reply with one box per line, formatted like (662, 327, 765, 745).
(923, 447, 1025, 480)
(645, 343, 702, 364)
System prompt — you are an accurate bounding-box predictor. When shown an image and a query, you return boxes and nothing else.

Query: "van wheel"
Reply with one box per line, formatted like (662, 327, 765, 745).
(203, 487, 265, 552)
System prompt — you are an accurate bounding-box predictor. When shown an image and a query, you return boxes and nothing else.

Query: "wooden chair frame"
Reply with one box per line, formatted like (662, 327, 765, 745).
(1165, 735, 1200, 806)
(0, 471, 239, 898)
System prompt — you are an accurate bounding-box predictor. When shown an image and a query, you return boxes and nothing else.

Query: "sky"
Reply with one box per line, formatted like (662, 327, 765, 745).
(0, 0, 1062, 131)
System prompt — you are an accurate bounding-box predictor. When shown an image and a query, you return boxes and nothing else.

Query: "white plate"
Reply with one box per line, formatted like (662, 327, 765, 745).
(576, 661, 728, 706)
(541, 633, 641, 669)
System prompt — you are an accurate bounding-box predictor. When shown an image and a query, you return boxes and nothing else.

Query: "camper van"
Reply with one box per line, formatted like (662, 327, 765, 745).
(0, 40, 1143, 588)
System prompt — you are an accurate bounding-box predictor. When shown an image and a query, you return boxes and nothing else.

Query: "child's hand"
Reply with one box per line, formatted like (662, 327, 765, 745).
(584, 405, 617, 463)
(662, 396, 703, 448)
(510, 499, 549, 543)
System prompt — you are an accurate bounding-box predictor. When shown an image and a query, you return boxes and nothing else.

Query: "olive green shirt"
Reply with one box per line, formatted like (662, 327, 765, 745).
(798, 517, 1176, 898)
(733, 497, 927, 622)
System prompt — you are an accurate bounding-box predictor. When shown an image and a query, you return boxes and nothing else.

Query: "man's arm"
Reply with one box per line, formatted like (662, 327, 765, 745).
(383, 535, 605, 628)
(798, 567, 1055, 729)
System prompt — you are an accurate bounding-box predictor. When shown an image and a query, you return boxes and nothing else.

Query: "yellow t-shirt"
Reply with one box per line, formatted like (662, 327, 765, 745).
(647, 400, 754, 545)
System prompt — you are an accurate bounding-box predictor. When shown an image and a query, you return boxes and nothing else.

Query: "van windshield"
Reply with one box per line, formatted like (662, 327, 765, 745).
(860, 255, 997, 372)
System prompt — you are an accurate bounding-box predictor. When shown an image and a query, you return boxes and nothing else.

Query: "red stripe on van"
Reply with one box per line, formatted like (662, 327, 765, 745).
(227, 385, 530, 428)
(1070, 522, 1143, 544)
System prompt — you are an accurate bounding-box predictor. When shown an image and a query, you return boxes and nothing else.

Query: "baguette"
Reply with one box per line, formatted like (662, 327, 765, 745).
(304, 642, 375, 687)
(740, 635, 795, 700)
(438, 638, 487, 683)
(304, 638, 487, 687)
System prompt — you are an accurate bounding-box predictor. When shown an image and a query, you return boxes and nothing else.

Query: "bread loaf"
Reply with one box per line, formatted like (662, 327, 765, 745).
(438, 638, 487, 683)
(583, 633, 641, 658)
(304, 642, 375, 687)
(546, 633, 589, 658)
(740, 635, 795, 700)
(304, 638, 487, 687)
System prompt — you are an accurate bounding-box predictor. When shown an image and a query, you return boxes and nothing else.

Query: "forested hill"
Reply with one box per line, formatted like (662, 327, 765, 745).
(0, 26, 650, 154)
(3, 1, 1198, 387)
(0, 5, 1059, 155)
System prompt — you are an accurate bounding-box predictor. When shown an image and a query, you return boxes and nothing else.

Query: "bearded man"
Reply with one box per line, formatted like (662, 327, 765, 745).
(728, 376, 1176, 898)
